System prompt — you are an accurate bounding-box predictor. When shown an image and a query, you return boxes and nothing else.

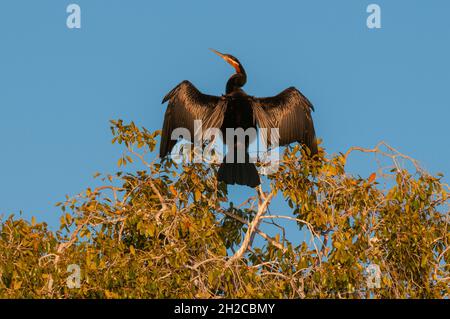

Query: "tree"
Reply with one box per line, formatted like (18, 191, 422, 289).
(0, 119, 448, 298)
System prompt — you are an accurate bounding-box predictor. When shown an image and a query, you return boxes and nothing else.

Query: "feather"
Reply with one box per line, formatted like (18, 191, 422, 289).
(160, 81, 227, 158)
(250, 87, 318, 155)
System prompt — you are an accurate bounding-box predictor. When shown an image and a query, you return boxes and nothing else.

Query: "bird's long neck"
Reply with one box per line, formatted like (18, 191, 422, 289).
(226, 68, 247, 94)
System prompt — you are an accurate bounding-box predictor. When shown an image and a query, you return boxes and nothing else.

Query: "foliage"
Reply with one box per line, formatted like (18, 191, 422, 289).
(0, 120, 449, 298)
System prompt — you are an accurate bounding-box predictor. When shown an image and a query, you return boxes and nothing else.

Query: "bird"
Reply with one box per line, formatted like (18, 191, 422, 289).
(160, 49, 318, 188)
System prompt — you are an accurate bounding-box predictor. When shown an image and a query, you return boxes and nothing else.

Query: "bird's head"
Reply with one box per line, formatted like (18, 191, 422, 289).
(210, 49, 244, 74)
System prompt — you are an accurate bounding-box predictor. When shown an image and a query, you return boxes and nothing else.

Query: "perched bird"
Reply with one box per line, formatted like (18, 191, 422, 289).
(160, 49, 318, 188)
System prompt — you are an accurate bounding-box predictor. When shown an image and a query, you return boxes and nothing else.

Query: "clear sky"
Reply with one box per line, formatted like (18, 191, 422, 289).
(0, 0, 449, 229)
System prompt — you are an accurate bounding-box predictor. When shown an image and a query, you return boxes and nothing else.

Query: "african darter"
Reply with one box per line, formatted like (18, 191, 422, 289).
(160, 49, 318, 188)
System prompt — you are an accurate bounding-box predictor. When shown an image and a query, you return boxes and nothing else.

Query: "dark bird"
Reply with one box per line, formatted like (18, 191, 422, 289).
(160, 49, 318, 188)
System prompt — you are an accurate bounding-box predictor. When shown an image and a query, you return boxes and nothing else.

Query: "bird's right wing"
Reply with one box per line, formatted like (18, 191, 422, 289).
(251, 87, 318, 155)
(160, 80, 226, 158)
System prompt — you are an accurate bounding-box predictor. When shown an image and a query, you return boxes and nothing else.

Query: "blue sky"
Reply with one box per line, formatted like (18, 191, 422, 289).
(0, 0, 449, 230)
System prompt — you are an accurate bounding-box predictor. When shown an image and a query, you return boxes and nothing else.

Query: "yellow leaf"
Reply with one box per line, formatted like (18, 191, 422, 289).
(194, 190, 201, 202)
(169, 185, 177, 196)
(13, 281, 22, 290)
(105, 290, 119, 298)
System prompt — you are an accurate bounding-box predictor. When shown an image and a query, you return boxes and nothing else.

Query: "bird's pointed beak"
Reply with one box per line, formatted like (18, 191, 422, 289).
(209, 48, 227, 60)
(210, 48, 241, 73)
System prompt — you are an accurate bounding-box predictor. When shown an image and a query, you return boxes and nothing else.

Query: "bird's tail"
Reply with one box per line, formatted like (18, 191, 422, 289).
(217, 152, 260, 188)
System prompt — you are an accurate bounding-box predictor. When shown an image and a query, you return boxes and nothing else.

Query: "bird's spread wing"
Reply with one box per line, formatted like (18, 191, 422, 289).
(160, 80, 226, 158)
(250, 87, 318, 155)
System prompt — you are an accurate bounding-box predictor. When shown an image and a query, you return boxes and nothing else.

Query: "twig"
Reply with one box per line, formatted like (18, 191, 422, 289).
(226, 191, 274, 265)
(219, 208, 286, 252)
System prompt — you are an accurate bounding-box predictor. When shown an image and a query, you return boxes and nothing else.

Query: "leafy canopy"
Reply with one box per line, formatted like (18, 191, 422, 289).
(0, 120, 449, 298)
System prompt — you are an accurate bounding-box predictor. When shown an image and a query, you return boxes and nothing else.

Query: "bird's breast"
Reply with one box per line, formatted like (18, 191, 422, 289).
(222, 97, 254, 129)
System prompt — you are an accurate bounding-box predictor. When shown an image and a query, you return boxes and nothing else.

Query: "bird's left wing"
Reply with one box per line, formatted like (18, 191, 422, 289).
(250, 87, 318, 155)
(160, 80, 226, 158)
